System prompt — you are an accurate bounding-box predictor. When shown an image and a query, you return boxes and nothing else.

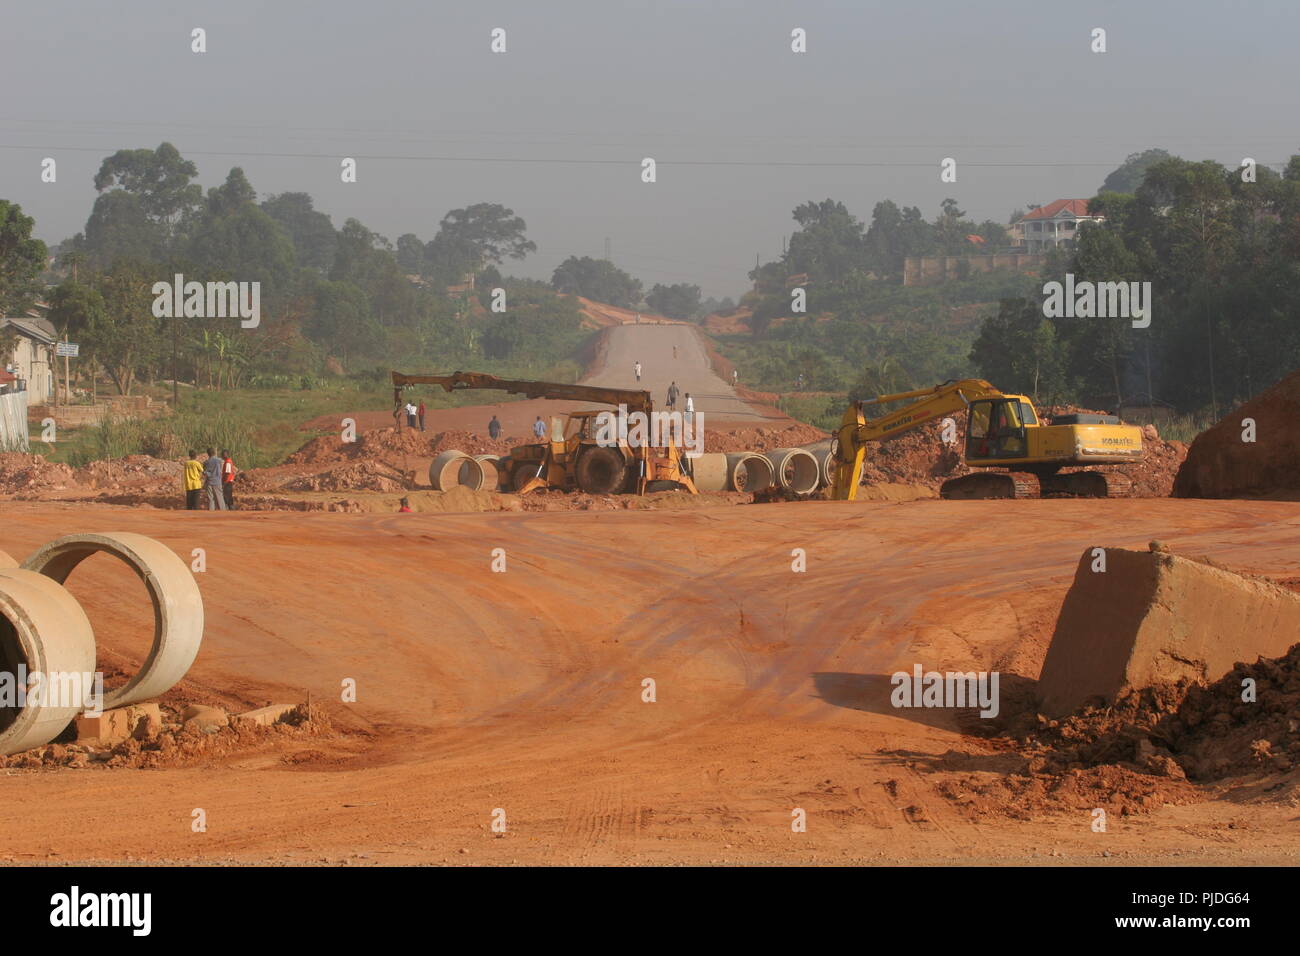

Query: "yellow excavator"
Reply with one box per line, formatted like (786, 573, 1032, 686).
(392, 370, 698, 495)
(829, 379, 1144, 500)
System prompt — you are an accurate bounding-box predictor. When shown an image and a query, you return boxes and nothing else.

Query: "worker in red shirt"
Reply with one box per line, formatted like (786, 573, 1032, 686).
(417, 400, 427, 432)
(221, 450, 237, 510)
(398, 497, 412, 513)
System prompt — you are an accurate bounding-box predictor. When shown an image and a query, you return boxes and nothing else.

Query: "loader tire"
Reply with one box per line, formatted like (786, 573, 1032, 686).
(575, 446, 628, 495)
(510, 462, 541, 492)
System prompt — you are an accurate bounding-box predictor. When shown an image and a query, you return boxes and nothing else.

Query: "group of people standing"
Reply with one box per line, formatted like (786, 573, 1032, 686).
(183, 449, 236, 510)
(396, 400, 427, 431)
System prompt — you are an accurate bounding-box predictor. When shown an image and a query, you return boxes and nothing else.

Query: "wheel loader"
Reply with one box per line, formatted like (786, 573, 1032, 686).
(828, 379, 1144, 500)
(391, 371, 698, 495)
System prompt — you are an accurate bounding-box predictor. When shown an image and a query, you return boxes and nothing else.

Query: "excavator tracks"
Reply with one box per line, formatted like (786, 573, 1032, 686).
(939, 470, 1133, 500)
(939, 472, 1041, 499)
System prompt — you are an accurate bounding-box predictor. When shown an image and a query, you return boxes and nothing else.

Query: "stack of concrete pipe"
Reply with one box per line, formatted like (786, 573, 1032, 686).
(0, 533, 204, 757)
(429, 450, 496, 492)
(763, 447, 823, 495)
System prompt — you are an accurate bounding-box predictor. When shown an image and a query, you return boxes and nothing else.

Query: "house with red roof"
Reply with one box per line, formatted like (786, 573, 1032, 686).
(1016, 199, 1104, 253)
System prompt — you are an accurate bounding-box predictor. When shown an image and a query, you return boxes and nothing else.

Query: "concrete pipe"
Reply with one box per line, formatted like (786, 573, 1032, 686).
(22, 532, 204, 711)
(764, 447, 822, 495)
(725, 452, 774, 493)
(473, 455, 505, 491)
(689, 453, 730, 492)
(0, 568, 97, 756)
(430, 450, 487, 491)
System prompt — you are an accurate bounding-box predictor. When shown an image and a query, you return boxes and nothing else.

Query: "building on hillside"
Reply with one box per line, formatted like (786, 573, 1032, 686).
(1016, 199, 1104, 253)
(1, 314, 57, 404)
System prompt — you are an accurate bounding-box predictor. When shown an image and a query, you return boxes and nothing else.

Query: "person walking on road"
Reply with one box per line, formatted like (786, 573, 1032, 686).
(489, 415, 501, 440)
(732, 369, 738, 386)
(666, 381, 679, 410)
(672, 345, 677, 360)
(405, 400, 418, 429)
(533, 415, 547, 439)
(417, 400, 427, 432)
(634, 361, 642, 382)
(221, 450, 237, 510)
(684, 393, 694, 415)
(183, 450, 204, 510)
(202, 448, 226, 511)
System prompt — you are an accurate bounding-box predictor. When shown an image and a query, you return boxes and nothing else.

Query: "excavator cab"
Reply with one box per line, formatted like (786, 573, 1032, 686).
(966, 397, 1036, 461)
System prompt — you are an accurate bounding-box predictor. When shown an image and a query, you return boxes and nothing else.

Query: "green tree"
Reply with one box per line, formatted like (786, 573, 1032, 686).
(645, 282, 701, 320)
(1099, 148, 1175, 195)
(260, 192, 337, 272)
(0, 200, 48, 315)
(550, 256, 643, 308)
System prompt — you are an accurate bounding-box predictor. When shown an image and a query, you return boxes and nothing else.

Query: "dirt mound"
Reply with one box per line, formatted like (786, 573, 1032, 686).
(287, 427, 521, 469)
(988, 639, 1300, 785)
(0, 452, 76, 491)
(704, 422, 828, 453)
(282, 459, 414, 493)
(1, 703, 334, 772)
(1174, 368, 1300, 499)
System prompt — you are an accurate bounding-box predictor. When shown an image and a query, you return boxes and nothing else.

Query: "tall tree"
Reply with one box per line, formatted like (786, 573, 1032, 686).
(0, 200, 48, 315)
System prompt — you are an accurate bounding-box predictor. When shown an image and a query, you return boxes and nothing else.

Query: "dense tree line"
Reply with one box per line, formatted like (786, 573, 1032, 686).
(23, 143, 592, 394)
(971, 153, 1300, 415)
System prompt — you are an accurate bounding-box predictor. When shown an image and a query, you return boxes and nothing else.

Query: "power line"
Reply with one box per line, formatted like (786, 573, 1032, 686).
(2, 142, 1289, 169)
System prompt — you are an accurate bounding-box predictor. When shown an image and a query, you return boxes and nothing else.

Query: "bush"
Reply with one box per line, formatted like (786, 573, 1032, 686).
(69, 411, 262, 467)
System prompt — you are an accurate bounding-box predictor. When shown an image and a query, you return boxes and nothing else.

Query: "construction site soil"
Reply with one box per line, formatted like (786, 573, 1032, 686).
(1, 496, 1298, 865)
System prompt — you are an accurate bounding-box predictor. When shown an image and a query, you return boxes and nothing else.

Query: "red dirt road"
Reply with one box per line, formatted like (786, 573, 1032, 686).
(2, 497, 1298, 865)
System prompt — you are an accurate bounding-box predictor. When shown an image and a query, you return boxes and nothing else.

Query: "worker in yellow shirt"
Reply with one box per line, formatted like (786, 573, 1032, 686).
(183, 450, 204, 510)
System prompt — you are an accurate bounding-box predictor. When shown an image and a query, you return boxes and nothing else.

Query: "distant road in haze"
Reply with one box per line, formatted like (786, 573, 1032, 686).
(581, 323, 778, 423)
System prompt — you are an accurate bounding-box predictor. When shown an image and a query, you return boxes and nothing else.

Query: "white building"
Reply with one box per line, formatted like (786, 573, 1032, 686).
(1016, 199, 1105, 253)
(1, 315, 57, 404)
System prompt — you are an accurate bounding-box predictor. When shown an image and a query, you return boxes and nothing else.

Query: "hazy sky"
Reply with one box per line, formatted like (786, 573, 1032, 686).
(4, 0, 1298, 297)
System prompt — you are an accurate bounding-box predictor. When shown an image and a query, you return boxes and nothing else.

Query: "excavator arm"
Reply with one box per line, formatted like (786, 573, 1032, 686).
(829, 379, 1006, 500)
(392, 371, 654, 414)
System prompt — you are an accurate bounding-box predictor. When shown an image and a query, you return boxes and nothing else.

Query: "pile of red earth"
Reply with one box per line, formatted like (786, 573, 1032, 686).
(1174, 368, 1300, 499)
(0, 452, 184, 498)
(984, 639, 1300, 784)
(287, 427, 521, 468)
(280, 459, 414, 493)
(0, 452, 77, 491)
(703, 422, 827, 453)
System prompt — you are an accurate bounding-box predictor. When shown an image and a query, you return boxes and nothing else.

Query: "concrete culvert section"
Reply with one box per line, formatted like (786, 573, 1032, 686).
(0, 569, 97, 756)
(1037, 545, 1300, 717)
(690, 453, 730, 492)
(21, 532, 203, 711)
(474, 455, 505, 491)
(764, 448, 821, 495)
(725, 452, 774, 492)
(430, 450, 485, 491)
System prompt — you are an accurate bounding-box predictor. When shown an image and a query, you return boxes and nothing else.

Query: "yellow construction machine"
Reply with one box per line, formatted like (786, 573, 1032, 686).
(392, 370, 699, 495)
(829, 379, 1144, 500)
